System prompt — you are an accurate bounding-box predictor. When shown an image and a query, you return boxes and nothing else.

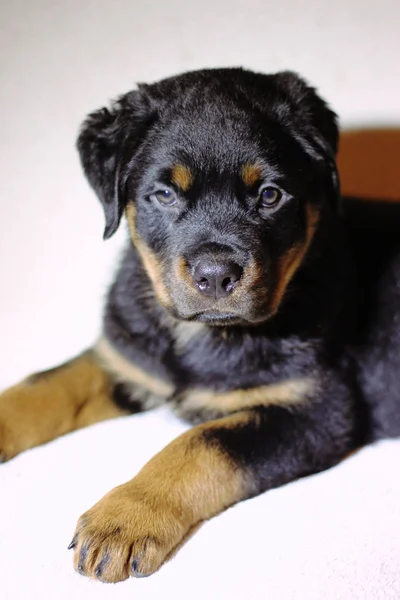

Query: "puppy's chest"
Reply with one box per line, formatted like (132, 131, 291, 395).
(103, 328, 317, 425)
(167, 327, 316, 424)
(173, 326, 272, 388)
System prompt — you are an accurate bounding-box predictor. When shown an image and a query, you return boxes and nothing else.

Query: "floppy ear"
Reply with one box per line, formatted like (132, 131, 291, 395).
(77, 89, 155, 239)
(273, 71, 340, 208)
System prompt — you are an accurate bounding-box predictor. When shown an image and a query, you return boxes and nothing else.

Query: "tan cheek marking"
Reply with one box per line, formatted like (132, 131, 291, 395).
(230, 255, 267, 308)
(269, 203, 320, 315)
(182, 378, 315, 415)
(175, 256, 194, 288)
(171, 164, 193, 192)
(125, 203, 171, 308)
(269, 246, 304, 315)
(242, 163, 263, 187)
(94, 337, 173, 398)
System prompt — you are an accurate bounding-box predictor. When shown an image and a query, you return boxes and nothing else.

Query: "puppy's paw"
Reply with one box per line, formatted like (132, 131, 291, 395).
(70, 483, 191, 582)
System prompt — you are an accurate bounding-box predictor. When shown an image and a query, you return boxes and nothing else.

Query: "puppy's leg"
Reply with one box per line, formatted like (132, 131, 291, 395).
(71, 395, 358, 583)
(0, 340, 167, 461)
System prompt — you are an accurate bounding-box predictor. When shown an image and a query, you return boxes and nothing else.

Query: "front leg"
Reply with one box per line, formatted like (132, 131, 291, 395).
(71, 383, 361, 582)
(0, 351, 123, 462)
(0, 338, 171, 461)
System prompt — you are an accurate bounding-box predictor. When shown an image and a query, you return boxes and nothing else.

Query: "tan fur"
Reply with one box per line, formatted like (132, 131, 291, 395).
(241, 163, 263, 187)
(95, 337, 173, 398)
(125, 202, 171, 307)
(172, 243, 270, 320)
(0, 352, 126, 461)
(173, 320, 206, 353)
(269, 203, 319, 314)
(180, 377, 315, 416)
(72, 411, 253, 582)
(175, 255, 193, 287)
(173, 254, 268, 319)
(231, 254, 267, 308)
(170, 164, 193, 192)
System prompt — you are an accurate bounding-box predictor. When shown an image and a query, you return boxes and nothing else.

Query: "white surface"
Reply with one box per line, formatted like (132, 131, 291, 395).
(1, 0, 400, 598)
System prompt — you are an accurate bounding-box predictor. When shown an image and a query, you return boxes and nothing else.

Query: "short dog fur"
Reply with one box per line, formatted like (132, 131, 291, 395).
(1, 68, 400, 582)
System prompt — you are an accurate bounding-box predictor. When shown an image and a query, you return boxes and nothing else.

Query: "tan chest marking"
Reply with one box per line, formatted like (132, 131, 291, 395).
(94, 337, 173, 403)
(181, 377, 316, 415)
(173, 320, 206, 353)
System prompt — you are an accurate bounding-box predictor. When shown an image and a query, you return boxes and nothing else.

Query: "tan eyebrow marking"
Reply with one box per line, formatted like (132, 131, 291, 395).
(171, 164, 194, 192)
(241, 163, 263, 187)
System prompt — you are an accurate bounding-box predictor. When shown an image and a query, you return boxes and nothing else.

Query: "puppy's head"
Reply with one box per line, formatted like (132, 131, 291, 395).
(78, 68, 339, 326)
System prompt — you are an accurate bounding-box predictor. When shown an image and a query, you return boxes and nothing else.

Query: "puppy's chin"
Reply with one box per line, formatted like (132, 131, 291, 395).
(164, 288, 273, 326)
(194, 313, 245, 327)
(168, 306, 272, 327)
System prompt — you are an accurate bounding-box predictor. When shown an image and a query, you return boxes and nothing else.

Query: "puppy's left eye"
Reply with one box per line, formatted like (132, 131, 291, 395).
(259, 187, 282, 208)
(151, 189, 177, 207)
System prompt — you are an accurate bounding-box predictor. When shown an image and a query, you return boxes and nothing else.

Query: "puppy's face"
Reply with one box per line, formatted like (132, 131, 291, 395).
(79, 68, 339, 326)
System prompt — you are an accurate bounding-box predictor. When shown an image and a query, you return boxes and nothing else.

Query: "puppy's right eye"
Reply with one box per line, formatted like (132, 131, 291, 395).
(151, 189, 177, 207)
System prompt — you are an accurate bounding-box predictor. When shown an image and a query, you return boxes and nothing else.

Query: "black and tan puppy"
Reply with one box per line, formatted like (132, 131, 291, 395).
(1, 68, 400, 583)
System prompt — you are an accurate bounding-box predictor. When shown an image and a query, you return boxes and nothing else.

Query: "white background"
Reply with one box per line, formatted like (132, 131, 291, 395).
(1, 1, 400, 599)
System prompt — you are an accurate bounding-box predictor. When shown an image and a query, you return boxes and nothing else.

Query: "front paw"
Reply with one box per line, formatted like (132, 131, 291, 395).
(70, 484, 190, 582)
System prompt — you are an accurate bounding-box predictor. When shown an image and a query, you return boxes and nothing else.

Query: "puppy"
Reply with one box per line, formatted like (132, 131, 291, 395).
(1, 68, 400, 583)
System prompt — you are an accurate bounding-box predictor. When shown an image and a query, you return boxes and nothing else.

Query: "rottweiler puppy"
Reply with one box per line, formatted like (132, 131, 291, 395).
(1, 68, 400, 583)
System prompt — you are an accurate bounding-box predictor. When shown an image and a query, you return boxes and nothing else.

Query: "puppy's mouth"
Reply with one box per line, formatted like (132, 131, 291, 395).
(193, 312, 245, 326)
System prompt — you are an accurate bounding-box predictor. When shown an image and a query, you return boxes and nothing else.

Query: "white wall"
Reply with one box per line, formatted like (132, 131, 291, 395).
(1, 0, 400, 386)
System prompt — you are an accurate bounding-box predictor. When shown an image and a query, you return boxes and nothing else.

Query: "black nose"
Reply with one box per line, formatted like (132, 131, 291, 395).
(193, 259, 243, 298)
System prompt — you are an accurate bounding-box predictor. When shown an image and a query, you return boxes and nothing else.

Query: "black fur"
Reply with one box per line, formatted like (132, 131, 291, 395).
(79, 67, 400, 495)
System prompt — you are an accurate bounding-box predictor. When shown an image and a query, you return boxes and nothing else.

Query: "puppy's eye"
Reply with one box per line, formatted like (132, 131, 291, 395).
(151, 189, 177, 207)
(259, 187, 282, 208)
